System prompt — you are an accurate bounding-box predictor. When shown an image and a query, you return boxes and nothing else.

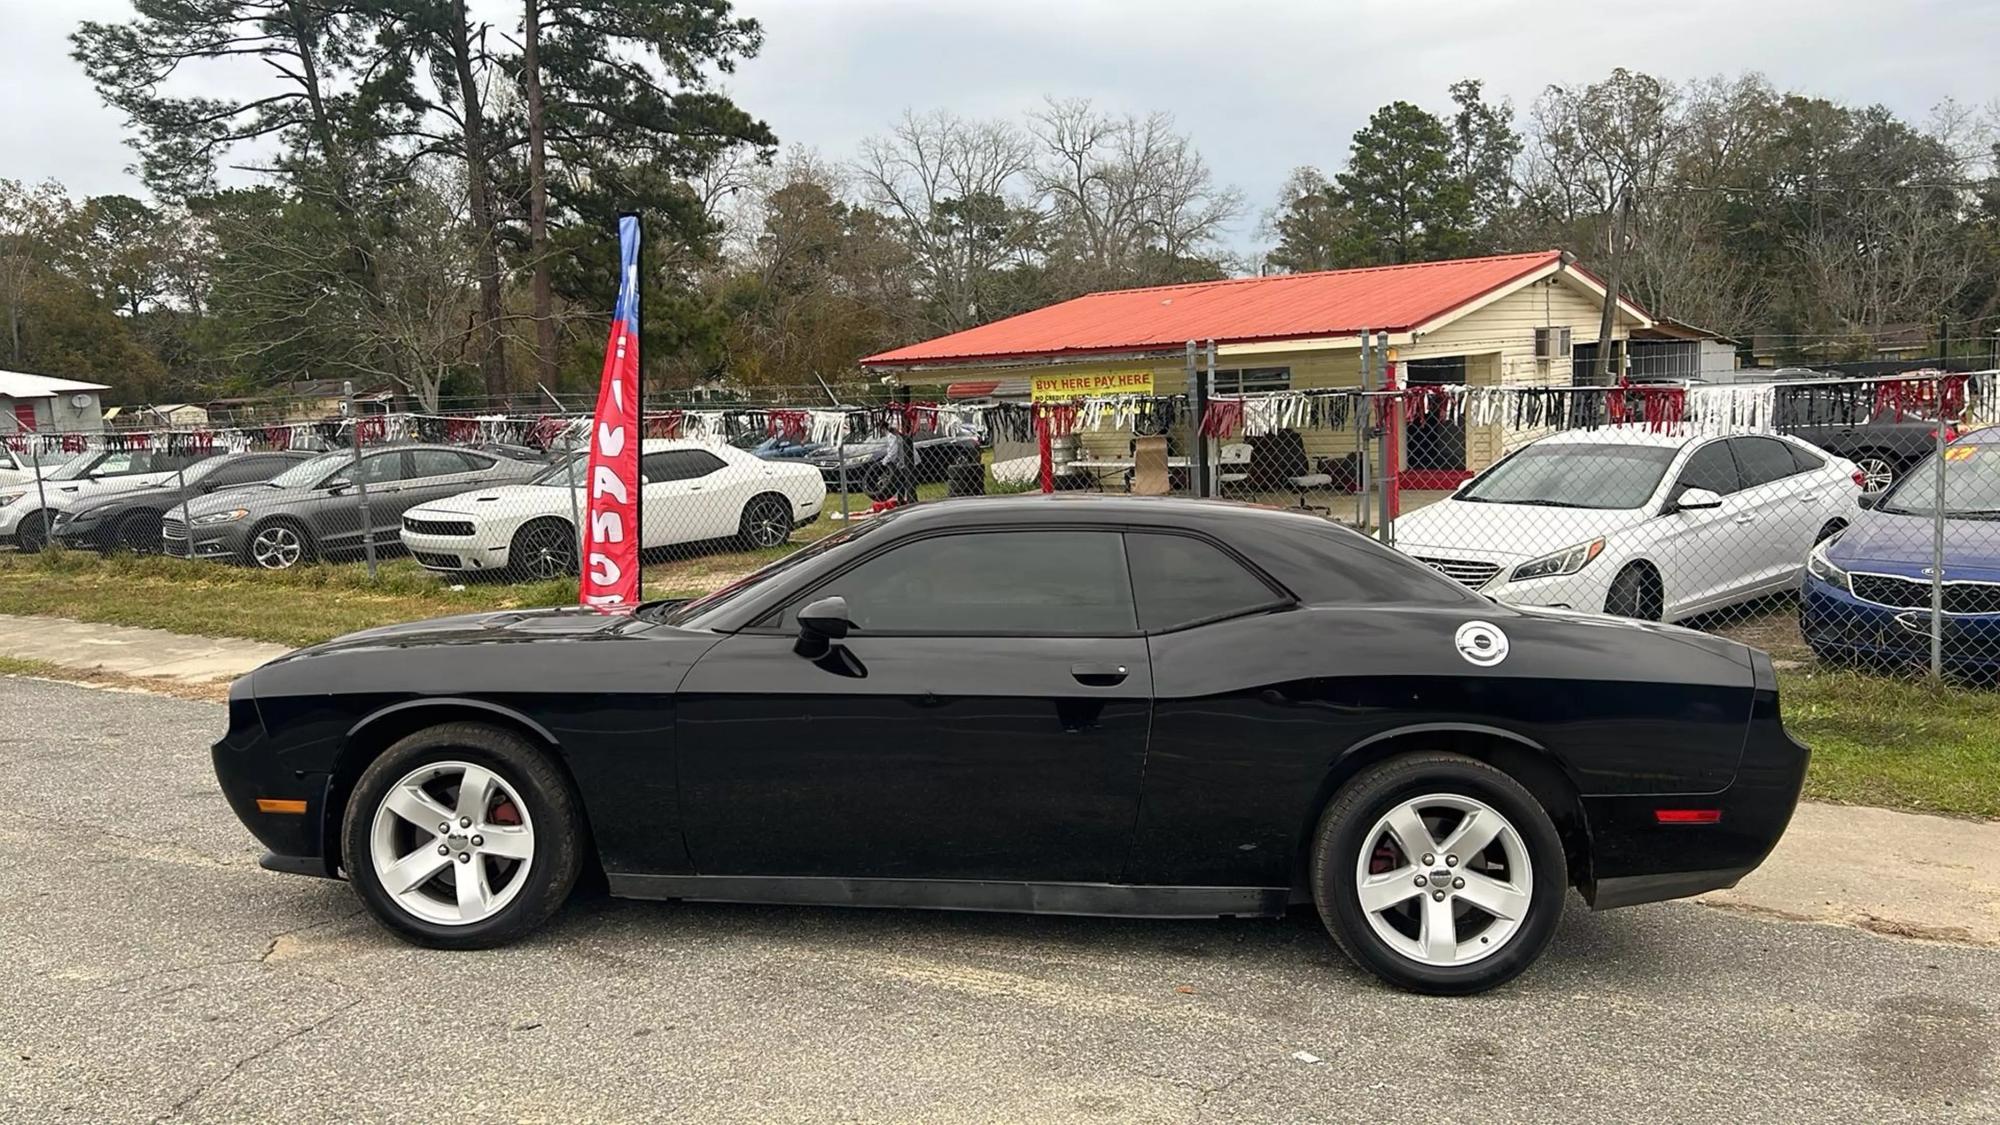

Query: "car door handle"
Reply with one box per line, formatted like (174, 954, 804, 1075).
(1070, 662, 1129, 687)
(1733, 514, 1755, 524)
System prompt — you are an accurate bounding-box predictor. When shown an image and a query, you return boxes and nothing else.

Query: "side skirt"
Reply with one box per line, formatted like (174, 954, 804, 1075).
(608, 874, 1290, 920)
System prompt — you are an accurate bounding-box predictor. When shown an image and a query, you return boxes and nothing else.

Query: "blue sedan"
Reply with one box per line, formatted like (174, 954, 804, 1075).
(1800, 427, 2000, 673)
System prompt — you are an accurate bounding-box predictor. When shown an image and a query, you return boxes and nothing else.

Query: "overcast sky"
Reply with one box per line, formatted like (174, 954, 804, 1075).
(14, 0, 2000, 257)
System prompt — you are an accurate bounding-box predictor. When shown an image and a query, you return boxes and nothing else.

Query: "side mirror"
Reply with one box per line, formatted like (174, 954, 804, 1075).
(794, 595, 851, 658)
(1674, 487, 1723, 512)
(1858, 492, 1881, 510)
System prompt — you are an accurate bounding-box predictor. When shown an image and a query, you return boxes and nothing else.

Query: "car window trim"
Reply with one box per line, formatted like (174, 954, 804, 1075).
(744, 523, 1146, 639)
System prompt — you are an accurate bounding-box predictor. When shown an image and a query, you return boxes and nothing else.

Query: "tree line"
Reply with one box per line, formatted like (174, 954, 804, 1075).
(3, 6, 1996, 411)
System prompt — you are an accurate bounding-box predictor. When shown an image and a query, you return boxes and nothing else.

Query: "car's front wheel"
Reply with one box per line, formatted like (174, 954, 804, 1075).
(244, 519, 313, 570)
(738, 493, 794, 550)
(342, 723, 584, 949)
(1310, 753, 1565, 994)
(14, 511, 48, 553)
(509, 517, 578, 580)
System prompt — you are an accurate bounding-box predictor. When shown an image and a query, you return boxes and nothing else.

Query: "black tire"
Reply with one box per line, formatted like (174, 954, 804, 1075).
(342, 722, 584, 950)
(117, 509, 164, 554)
(1310, 753, 1566, 995)
(508, 517, 578, 580)
(14, 510, 48, 554)
(738, 493, 794, 550)
(242, 518, 314, 570)
(1604, 563, 1663, 621)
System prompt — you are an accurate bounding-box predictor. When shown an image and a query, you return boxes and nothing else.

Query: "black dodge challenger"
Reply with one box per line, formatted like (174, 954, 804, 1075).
(214, 494, 1807, 993)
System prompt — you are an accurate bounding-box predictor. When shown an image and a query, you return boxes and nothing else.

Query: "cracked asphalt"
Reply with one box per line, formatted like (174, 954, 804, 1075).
(3, 675, 1998, 1123)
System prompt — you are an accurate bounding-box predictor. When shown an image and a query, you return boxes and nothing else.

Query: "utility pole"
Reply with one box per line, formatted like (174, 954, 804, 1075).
(1591, 187, 1633, 386)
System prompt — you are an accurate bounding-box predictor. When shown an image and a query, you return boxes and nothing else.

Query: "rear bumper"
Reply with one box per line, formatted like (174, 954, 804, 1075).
(1580, 652, 1809, 910)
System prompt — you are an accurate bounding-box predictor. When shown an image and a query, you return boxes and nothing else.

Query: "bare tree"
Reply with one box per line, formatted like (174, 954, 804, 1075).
(853, 110, 1035, 330)
(1028, 98, 1241, 288)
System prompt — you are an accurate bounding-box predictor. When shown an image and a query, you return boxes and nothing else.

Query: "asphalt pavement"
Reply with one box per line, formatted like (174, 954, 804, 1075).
(2, 675, 1996, 1124)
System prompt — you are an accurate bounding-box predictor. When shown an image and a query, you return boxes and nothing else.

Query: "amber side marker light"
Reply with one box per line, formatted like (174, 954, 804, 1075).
(1654, 808, 1722, 825)
(256, 798, 309, 815)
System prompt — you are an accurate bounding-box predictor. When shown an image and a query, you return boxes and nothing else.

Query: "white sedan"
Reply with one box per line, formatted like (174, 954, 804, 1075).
(1394, 428, 1863, 621)
(0, 448, 218, 552)
(399, 439, 827, 579)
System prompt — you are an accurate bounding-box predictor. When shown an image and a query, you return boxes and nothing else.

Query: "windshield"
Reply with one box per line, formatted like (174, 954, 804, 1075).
(266, 452, 351, 490)
(531, 452, 587, 486)
(1457, 442, 1679, 510)
(1877, 443, 2000, 518)
(33, 452, 97, 480)
(654, 519, 889, 627)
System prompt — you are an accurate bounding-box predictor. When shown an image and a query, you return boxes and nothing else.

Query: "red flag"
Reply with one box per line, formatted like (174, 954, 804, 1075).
(580, 214, 643, 610)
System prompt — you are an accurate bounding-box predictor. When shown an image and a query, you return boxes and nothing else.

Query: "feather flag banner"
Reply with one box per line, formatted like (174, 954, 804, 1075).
(580, 213, 643, 610)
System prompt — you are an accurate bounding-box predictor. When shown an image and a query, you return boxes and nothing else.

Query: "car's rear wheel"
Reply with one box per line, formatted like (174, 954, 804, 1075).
(1311, 753, 1565, 994)
(738, 493, 793, 550)
(244, 519, 312, 570)
(1604, 563, 1663, 621)
(14, 511, 48, 553)
(510, 517, 577, 580)
(1853, 453, 1897, 492)
(342, 723, 584, 949)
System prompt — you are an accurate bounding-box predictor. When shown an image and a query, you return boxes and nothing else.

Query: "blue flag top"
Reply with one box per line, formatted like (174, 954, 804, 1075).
(613, 213, 641, 329)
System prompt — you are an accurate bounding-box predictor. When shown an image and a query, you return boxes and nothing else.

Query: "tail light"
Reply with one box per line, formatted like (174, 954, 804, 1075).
(1930, 425, 1959, 444)
(1654, 808, 1722, 825)
(1851, 470, 1867, 488)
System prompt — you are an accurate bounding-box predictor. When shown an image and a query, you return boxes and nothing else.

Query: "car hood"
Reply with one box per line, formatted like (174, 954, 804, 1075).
(1393, 498, 1655, 560)
(3, 474, 161, 508)
(1828, 511, 2000, 581)
(269, 606, 642, 664)
(406, 484, 568, 519)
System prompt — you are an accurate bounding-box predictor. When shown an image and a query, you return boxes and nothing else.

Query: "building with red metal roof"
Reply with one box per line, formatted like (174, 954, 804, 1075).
(863, 249, 1650, 485)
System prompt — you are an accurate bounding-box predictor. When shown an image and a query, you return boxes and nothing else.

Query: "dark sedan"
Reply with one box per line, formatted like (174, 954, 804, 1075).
(807, 428, 982, 491)
(49, 451, 312, 552)
(169, 444, 545, 569)
(213, 495, 1807, 994)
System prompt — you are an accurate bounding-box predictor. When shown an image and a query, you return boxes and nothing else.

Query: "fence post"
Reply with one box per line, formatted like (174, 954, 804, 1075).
(1929, 371, 1947, 682)
(29, 439, 49, 549)
(1376, 331, 1395, 545)
(344, 380, 378, 581)
(1357, 331, 1374, 533)
(1200, 340, 1217, 498)
(1185, 341, 1203, 498)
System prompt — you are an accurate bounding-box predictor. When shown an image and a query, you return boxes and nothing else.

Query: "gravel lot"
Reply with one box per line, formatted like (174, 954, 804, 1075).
(2, 675, 1996, 1123)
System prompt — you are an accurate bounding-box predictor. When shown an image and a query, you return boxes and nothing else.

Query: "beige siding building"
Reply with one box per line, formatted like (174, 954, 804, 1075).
(863, 250, 1650, 486)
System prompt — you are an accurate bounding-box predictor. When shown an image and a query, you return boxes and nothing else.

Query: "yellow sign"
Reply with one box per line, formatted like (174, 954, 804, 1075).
(1030, 369, 1155, 402)
(1943, 445, 1978, 462)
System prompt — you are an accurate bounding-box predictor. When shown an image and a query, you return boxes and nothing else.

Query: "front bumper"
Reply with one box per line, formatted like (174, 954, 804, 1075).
(401, 525, 511, 572)
(1580, 651, 1809, 909)
(166, 519, 252, 561)
(211, 676, 337, 877)
(49, 518, 116, 551)
(1799, 573, 2000, 672)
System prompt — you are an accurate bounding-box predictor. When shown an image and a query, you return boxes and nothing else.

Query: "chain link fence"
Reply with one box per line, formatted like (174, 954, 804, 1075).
(3, 372, 1995, 686)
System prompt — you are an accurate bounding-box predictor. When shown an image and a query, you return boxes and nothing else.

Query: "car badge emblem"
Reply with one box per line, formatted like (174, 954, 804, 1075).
(1454, 621, 1509, 667)
(1921, 567, 1942, 578)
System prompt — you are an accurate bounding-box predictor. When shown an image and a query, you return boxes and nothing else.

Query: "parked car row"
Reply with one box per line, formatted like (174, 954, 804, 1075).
(5, 438, 828, 575)
(730, 426, 985, 493)
(1399, 423, 2000, 675)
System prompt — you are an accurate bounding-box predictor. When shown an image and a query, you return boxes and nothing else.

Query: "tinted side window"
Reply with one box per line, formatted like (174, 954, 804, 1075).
(1787, 442, 1826, 473)
(1675, 441, 1739, 496)
(409, 449, 474, 478)
(803, 530, 1136, 635)
(645, 450, 728, 482)
(461, 453, 496, 471)
(203, 458, 279, 488)
(354, 452, 405, 485)
(1732, 437, 1799, 488)
(1126, 533, 1280, 631)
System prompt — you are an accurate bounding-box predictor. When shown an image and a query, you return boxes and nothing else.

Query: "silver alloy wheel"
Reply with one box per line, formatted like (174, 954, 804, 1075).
(1855, 455, 1896, 492)
(745, 500, 790, 548)
(369, 760, 536, 926)
(250, 524, 304, 569)
(516, 523, 575, 580)
(1354, 792, 1533, 967)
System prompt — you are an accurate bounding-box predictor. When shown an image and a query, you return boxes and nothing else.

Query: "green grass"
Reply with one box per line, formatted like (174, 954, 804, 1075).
(0, 546, 789, 648)
(1779, 668, 2000, 819)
